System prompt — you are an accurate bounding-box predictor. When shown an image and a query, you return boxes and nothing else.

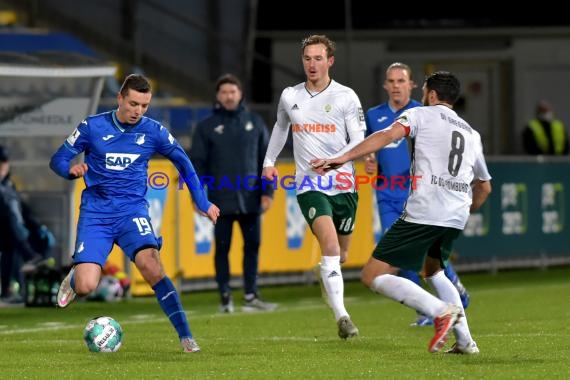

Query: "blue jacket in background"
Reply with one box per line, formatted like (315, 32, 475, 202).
(190, 102, 274, 215)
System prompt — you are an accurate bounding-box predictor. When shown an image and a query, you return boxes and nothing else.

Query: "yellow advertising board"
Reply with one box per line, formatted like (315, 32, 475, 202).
(73, 160, 378, 295)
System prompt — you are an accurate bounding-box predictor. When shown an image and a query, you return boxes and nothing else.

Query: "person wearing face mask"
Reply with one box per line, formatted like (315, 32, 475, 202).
(523, 100, 569, 155)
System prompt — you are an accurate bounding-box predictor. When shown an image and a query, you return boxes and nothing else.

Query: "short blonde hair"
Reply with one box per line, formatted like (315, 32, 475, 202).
(301, 35, 336, 57)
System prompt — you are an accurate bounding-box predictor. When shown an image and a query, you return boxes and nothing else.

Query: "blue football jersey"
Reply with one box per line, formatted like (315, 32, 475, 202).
(365, 100, 421, 201)
(51, 111, 209, 216)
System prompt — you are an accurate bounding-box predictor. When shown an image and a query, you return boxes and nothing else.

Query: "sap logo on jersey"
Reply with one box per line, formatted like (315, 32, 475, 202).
(105, 153, 140, 170)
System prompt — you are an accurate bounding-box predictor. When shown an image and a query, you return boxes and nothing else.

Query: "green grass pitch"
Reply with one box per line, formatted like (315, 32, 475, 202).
(1, 266, 569, 379)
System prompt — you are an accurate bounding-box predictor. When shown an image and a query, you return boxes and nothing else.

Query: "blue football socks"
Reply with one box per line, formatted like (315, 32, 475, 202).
(398, 269, 422, 286)
(444, 265, 459, 284)
(153, 276, 192, 339)
(445, 264, 470, 309)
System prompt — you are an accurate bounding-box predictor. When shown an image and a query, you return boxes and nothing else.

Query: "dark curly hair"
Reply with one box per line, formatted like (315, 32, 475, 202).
(425, 71, 460, 104)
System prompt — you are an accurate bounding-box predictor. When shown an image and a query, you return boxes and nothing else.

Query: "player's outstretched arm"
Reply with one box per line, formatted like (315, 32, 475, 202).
(311, 122, 408, 175)
(310, 157, 345, 174)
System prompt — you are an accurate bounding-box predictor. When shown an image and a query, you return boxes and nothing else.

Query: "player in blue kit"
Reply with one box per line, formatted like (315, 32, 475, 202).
(50, 74, 219, 353)
(364, 63, 469, 326)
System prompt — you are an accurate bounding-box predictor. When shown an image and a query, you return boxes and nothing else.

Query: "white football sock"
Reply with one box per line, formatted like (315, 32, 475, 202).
(370, 274, 447, 318)
(426, 270, 473, 346)
(320, 255, 348, 320)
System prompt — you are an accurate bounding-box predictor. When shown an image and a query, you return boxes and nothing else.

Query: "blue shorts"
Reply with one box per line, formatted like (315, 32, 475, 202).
(73, 211, 161, 267)
(378, 198, 406, 234)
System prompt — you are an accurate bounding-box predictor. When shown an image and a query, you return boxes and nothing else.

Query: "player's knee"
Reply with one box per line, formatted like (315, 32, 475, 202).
(74, 276, 99, 295)
(134, 250, 165, 285)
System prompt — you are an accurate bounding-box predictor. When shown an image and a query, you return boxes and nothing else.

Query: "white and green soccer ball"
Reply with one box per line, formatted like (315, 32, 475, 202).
(83, 316, 123, 353)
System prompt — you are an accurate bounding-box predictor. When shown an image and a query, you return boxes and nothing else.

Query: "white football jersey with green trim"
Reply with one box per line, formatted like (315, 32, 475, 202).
(273, 80, 366, 195)
(397, 104, 491, 229)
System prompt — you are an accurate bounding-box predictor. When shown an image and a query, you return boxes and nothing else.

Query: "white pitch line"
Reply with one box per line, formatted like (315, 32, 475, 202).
(0, 297, 359, 335)
(2, 280, 566, 336)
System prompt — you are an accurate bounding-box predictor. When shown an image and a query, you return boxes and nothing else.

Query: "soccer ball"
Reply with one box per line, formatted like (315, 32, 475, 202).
(83, 316, 123, 352)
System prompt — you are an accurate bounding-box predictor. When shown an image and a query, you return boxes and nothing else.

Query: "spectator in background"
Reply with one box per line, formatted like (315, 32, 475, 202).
(190, 73, 276, 313)
(0, 145, 53, 303)
(364, 62, 470, 327)
(523, 100, 569, 155)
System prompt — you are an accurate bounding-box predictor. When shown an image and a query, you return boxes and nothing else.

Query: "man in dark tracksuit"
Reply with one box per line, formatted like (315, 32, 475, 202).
(190, 74, 276, 313)
(0, 146, 51, 301)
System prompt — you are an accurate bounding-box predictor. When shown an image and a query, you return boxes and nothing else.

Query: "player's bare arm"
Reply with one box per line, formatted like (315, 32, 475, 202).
(470, 180, 492, 212)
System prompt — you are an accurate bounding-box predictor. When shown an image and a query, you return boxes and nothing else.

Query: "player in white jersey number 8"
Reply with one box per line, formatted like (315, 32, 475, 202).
(312, 71, 491, 354)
